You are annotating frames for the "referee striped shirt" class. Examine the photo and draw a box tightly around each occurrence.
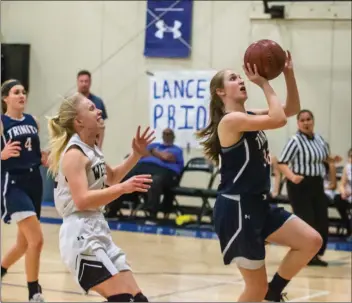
[278,131,329,177]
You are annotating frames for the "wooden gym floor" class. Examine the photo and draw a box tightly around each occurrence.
[1,220,351,302]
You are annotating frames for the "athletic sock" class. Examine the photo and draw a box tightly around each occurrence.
[27,280,42,300]
[265,273,290,302]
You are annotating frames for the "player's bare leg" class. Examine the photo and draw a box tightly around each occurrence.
[264,216,322,301]
[18,215,45,301]
[1,229,27,276]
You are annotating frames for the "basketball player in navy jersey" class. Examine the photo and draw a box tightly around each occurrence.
[196,52,323,302]
[1,79,46,302]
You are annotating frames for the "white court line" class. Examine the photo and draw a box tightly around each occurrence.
[287,290,330,302]
[163,273,334,301]
[161,274,244,285]
[165,273,330,293]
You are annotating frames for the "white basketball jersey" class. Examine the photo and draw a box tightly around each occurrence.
[54,133,106,217]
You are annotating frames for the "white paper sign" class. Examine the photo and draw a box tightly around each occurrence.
[149,70,217,148]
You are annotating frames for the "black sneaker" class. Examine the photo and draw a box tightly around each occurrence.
[308,256,328,267]
[265,291,288,302]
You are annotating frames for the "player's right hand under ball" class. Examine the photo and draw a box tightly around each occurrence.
[121,174,153,193]
[1,139,22,160]
[243,63,268,88]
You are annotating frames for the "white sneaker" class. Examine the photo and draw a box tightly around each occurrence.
[29,293,45,302]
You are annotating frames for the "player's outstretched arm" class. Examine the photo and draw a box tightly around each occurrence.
[62,146,152,211]
[105,126,155,185]
[282,51,300,117]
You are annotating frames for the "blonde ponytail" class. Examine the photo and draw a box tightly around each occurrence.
[47,116,70,176]
[47,93,83,176]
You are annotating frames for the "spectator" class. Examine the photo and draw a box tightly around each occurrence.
[278,109,339,267]
[76,70,108,149]
[323,143,341,201]
[334,148,352,240]
[105,128,184,221]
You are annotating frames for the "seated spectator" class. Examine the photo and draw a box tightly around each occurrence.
[324,143,340,200]
[105,128,184,220]
[334,148,352,240]
[324,160,338,200]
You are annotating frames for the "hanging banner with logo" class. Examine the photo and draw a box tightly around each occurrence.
[144,0,193,58]
[149,70,217,148]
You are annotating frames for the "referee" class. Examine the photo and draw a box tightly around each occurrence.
[278,109,333,267]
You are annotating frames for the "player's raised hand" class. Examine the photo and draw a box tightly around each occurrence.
[1,139,22,160]
[243,63,268,87]
[283,50,293,73]
[132,126,156,157]
[121,174,153,194]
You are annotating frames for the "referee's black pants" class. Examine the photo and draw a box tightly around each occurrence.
[287,176,329,256]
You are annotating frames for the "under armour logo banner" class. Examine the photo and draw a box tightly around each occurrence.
[144,0,193,58]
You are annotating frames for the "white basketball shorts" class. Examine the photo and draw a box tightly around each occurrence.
[59,211,131,293]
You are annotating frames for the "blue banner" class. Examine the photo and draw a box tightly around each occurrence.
[144,0,193,58]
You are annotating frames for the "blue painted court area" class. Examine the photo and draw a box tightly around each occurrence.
[40,203,352,252]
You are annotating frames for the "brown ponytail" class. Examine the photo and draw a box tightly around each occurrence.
[1,100,7,114]
[196,70,226,165]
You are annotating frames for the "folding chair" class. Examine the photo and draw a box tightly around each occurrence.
[170,157,218,226]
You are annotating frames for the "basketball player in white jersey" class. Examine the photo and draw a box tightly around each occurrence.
[47,92,154,302]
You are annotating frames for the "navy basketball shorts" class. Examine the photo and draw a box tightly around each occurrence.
[1,167,43,224]
[213,193,295,270]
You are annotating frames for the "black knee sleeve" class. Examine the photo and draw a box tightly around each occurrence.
[134,292,148,302]
[107,293,134,302]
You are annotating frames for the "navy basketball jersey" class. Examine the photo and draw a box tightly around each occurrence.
[1,114,42,173]
[218,122,271,195]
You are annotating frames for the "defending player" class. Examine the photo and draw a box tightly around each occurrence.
[196,52,323,302]
[47,92,154,302]
[1,79,46,302]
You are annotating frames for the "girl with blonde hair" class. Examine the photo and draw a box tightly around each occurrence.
[48,92,154,302]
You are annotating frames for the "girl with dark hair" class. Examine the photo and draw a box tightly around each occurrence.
[278,109,340,266]
[1,79,48,302]
[196,52,323,302]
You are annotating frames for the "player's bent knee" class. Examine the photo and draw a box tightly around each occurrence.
[27,236,43,251]
[309,230,323,253]
[26,229,44,250]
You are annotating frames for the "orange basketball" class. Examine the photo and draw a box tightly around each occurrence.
[244,39,286,80]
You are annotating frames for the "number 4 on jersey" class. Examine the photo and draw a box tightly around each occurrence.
[25,137,32,151]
